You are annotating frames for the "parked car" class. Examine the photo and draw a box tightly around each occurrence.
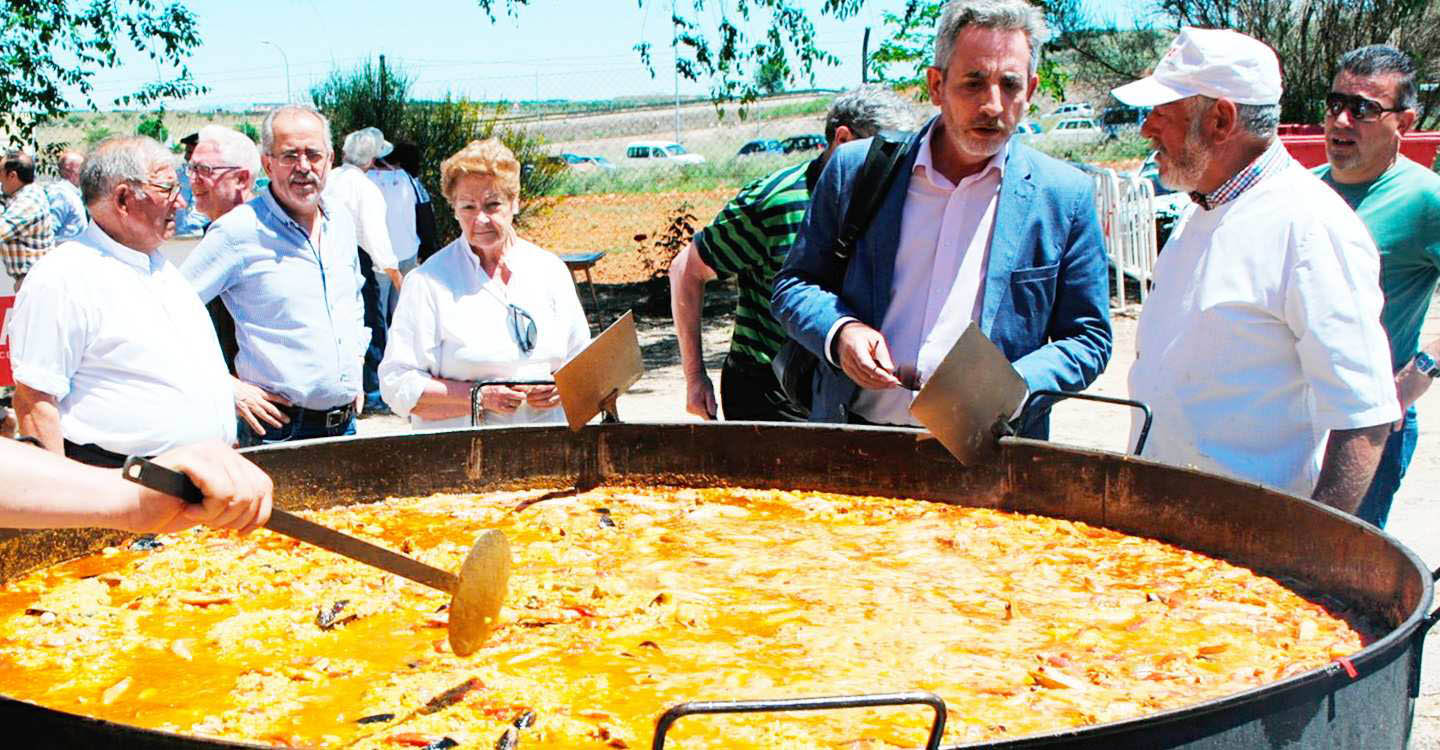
[1101,105,1151,137]
[781,133,826,153]
[1049,117,1103,142]
[738,139,784,156]
[1015,120,1044,138]
[559,152,616,171]
[625,140,706,165]
[1050,102,1094,117]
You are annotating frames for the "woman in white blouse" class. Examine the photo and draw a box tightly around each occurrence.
[379,139,590,429]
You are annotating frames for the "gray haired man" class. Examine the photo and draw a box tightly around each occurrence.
[10,136,235,466]
[669,84,917,421]
[1117,29,1398,512]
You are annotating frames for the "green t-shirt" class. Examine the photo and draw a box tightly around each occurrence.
[694,158,820,366]
[1317,156,1440,371]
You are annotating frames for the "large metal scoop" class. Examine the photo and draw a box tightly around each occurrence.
[120,456,511,657]
[908,322,1029,465]
[554,310,644,430]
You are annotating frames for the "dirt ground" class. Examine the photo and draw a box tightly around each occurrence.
[359,283,1440,746]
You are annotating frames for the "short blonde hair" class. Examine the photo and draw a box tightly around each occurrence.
[440,138,520,203]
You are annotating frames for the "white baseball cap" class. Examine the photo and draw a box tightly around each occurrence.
[1111,27,1282,107]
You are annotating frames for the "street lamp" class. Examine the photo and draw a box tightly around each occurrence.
[261,40,292,103]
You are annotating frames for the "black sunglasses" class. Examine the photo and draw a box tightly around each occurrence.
[1324,92,1406,122]
[508,304,537,354]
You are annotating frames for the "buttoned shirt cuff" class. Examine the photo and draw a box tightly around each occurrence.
[825,317,860,367]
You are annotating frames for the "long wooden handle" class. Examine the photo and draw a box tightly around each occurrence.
[121,456,458,594]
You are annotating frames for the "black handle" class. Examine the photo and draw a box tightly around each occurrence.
[122,456,204,503]
[1014,389,1154,456]
[651,691,947,750]
[470,379,557,426]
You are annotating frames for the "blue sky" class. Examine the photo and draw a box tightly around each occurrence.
[79,0,1157,110]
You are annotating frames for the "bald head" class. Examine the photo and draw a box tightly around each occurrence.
[58,150,84,185]
[1,150,36,196]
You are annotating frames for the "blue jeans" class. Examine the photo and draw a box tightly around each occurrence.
[237,412,356,447]
[1354,406,1418,529]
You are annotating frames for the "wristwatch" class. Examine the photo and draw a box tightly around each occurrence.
[1415,352,1440,378]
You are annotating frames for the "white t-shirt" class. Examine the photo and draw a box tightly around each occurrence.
[1127,161,1398,495]
[366,168,422,264]
[323,164,398,271]
[379,236,591,429]
[10,224,236,454]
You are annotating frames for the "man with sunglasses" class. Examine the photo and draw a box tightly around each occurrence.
[9,136,236,467]
[1315,45,1440,528]
[182,106,370,446]
[1115,29,1398,513]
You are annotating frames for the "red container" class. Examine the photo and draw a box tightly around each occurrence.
[1279,124,1440,169]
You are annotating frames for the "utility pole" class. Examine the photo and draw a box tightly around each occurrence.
[861,28,871,84]
[261,41,292,103]
[672,0,681,144]
[378,54,388,134]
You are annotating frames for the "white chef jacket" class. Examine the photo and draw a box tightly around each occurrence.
[1127,161,1398,495]
[10,224,236,454]
[379,236,591,429]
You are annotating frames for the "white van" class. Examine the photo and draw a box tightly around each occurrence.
[625,141,706,165]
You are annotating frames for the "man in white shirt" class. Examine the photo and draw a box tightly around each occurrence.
[10,136,236,467]
[1115,28,1399,510]
[325,127,402,414]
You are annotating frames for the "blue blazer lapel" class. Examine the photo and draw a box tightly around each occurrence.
[866,124,930,326]
[980,143,1036,335]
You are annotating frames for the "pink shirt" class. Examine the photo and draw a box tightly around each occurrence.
[843,128,1006,425]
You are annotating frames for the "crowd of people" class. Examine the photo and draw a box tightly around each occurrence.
[0,0,1434,536]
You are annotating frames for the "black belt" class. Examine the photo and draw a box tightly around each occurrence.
[63,439,131,469]
[282,403,357,430]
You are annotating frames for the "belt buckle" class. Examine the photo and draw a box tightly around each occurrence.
[325,407,347,429]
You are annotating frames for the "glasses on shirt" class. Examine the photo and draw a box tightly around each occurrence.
[186,162,242,179]
[270,148,329,168]
[508,303,537,355]
[1324,92,1406,122]
[128,179,182,202]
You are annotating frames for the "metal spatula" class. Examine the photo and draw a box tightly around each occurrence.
[121,456,511,657]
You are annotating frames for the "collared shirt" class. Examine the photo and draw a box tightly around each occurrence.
[366,167,423,264]
[182,188,369,410]
[1128,159,1398,496]
[44,180,87,242]
[380,236,591,430]
[9,224,235,454]
[846,130,1007,426]
[1188,139,1290,211]
[324,164,398,271]
[0,183,56,279]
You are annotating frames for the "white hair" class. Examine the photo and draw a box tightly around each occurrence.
[196,125,262,190]
[934,0,1049,76]
[341,129,386,167]
[79,136,178,207]
[260,104,333,155]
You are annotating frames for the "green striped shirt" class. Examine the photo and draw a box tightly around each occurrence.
[695,158,821,366]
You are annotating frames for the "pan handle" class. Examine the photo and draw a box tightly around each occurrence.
[1015,389,1153,456]
[650,691,947,750]
[470,379,557,427]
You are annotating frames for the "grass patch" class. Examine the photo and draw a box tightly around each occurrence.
[548,154,796,196]
[1031,134,1152,165]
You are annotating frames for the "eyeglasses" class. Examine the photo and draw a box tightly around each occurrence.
[186,163,242,179]
[270,148,328,168]
[1324,92,1406,122]
[507,304,537,354]
[128,179,182,201]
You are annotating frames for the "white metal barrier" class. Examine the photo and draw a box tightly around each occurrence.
[1090,168,1158,310]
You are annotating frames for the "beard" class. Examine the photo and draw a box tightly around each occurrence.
[1155,121,1211,193]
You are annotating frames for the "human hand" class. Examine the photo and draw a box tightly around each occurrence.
[234,380,291,434]
[684,372,717,420]
[131,441,274,535]
[479,384,527,414]
[834,322,902,390]
[519,384,561,410]
[1393,367,1432,431]
[385,267,404,291]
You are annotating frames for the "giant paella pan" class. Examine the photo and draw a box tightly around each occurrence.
[0,423,1433,749]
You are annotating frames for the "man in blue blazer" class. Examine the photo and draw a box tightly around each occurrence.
[771,0,1111,437]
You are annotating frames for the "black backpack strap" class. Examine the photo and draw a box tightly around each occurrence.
[830,130,912,266]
